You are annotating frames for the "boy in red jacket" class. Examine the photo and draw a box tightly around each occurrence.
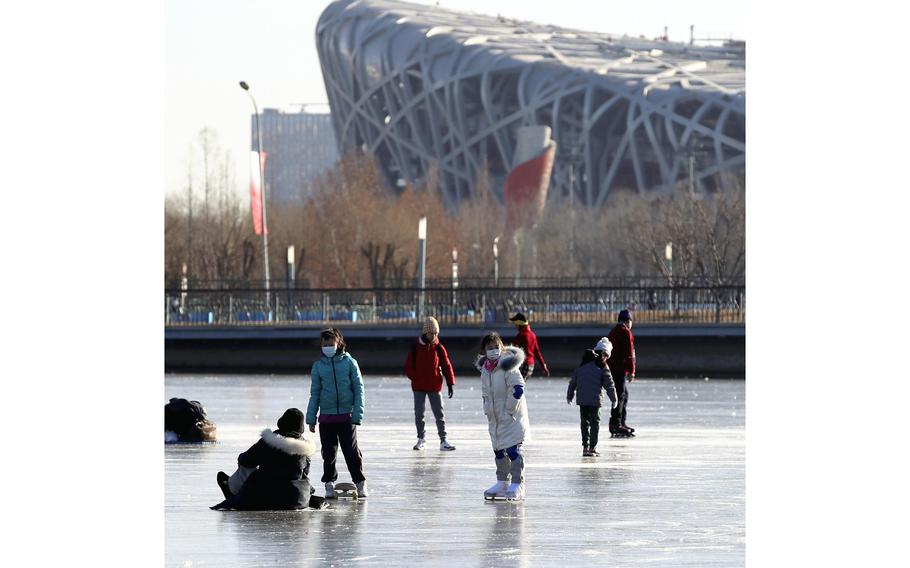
[509,312,550,379]
[404,317,457,451]
[607,309,636,437]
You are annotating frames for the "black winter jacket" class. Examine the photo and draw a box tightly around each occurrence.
[212,429,316,510]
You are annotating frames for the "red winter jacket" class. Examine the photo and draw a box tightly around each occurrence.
[404,337,456,392]
[607,323,636,377]
[514,325,547,369]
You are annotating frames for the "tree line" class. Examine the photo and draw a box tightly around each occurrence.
[164,129,744,290]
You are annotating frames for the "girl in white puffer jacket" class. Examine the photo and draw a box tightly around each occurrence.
[476,332,532,500]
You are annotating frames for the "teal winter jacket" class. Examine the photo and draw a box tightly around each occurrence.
[306,352,365,425]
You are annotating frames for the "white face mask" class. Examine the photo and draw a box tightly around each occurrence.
[321,345,337,357]
[486,347,501,360]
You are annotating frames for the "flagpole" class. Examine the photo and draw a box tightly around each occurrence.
[239,81,271,310]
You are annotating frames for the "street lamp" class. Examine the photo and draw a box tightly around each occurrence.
[239,81,271,309]
[665,242,674,315]
[493,235,501,286]
[417,216,427,320]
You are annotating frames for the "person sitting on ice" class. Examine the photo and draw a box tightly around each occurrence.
[211,408,325,510]
[567,337,618,457]
[164,397,216,443]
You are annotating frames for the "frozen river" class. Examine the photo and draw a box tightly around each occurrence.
[165,375,744,567]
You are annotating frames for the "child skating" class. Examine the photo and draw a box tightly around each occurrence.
[567,337,617,456]
[404,316,457,451]
[476,332,531,501]
[306,328,369,499]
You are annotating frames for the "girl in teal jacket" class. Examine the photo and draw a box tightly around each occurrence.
[306,328,368,498]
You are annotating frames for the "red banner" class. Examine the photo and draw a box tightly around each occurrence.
[249,151,268,236]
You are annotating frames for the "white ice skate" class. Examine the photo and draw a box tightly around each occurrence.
[505,482,524,501]
[325,481,335,499]
[439,440,456,451]
[483,480,509,500]
[355,480,368,499]
[413,437,426,450]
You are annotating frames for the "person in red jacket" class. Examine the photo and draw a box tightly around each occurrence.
[404,317,457,451]
[509,312,550,379]
[607,309,636,437]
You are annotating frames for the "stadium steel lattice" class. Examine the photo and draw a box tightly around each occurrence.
[316,0,745,208]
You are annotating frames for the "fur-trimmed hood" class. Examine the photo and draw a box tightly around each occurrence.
[474,345,525,373]
[260,428,316,457]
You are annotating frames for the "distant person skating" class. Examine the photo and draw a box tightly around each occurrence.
[567,338,618,456]
[211,408,325,510]
[404,316,457,451]
[509,312,550,379]
[306,328,368,499]
[476,332,531,500]
[607,309,636,437]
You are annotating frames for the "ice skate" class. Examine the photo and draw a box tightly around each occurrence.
[355,480,368,499]
[483,480,509,500]
[439,439,456,451]
[413,437,426,450]
[325,481,336,499]
[505,482,524,501]
[582,447,591,457]
[588,447,601,457]
[610,423,633,438]
[622,423,635,433]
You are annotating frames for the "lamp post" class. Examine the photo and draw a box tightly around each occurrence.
[239,81,271,309]
[665,242,674,315]
[287,245,295,319]
[493,235,501,286]
[417,216,427,321]
[451,247,458,308]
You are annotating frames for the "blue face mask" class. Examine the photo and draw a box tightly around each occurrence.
[321,345,337,357]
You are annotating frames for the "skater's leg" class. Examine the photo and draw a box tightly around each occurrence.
[620,382,629,427]
[610,376,627,430]
[506,444,524,484]
[319,423,340,483]
[579,407,590,448]
[413,391,427,440]
[338,421,366,484]
[427,391,448,441]
[494,449,511,482]
[589,407,601,449]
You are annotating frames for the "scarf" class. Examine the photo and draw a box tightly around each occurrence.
[483,357,499,372]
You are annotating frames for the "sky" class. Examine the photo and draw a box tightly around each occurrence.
[165,0,746,196]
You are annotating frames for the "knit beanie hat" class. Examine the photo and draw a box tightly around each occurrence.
[276,408,304,435]
[618,309,633,322]
[422,316,440,335]
[594,337,613,358]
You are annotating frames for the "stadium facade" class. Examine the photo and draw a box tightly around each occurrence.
[316,0,745,208]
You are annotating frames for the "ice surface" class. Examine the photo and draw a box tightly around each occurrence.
[166,375,744,567]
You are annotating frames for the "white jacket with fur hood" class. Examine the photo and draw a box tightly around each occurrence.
[476,345,532,450]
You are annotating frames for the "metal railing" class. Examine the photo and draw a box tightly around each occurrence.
[165,285,745,327]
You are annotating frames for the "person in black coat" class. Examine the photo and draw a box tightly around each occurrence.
[211,408,325,510]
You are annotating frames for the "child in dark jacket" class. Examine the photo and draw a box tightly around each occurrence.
[212,408,323,510]
[404,317,457,451]
[567,338,618,457]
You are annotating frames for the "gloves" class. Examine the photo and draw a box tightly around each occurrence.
[566,397,573,405]
[629,374,636,383]
[308,424,316,433]
[543,365,550,377]
[448,384,454,399]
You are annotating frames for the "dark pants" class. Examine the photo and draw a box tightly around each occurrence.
[414,390,447,440]
[319,422,366,484]
[579,405,601,448]
[519,362,534,380]
[609,373,629,427]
